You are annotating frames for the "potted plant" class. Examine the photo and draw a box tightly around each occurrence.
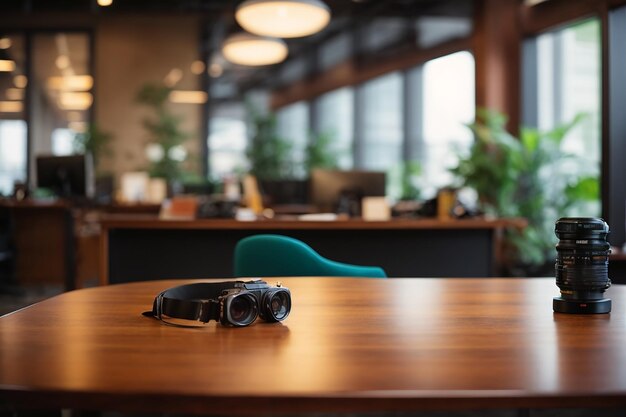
[73,124,113,174]
[246,109,293,181]
[451,109,599,275]
[246,108,309,205]
[304,130,340,174]
[136,83,189,185]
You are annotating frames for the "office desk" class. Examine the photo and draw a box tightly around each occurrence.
[0,200,75,290]
[100,217,523,283]
[1,277,626,415]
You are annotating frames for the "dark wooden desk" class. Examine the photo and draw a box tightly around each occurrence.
[0,200,75,290]
[100,217,523,284]
[1,278,626,415]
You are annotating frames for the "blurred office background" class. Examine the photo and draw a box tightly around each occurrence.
[1,0,625,305]
[0,0,603,197]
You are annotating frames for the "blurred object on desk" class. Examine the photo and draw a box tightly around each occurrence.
[119,172,150,203]
[437,188,456,220]
[119,172,167,204]
[196,195,238,219]
[271,204,316,215]
[243,174,263,215]
[147,178,167,203]
[235,207,257,221]
[259,179,309,207]
[159,196,199,220]
[298,213,338,221]
[362,197,391,221]
[310,169,386,214]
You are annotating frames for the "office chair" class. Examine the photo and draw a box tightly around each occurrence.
[234,234,387,278]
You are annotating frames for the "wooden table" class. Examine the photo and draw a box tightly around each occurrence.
[2,277,626,415]
[100,217,524,283]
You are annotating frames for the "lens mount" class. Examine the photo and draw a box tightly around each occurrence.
[553,297,611,314]
[223,292,258,326]
[260,288,291,322]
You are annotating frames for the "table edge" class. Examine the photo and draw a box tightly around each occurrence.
[3,387,626,414]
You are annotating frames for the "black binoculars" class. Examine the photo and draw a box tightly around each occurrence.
[144,279,291,327]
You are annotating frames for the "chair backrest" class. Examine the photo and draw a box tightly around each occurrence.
[234,234,387,278]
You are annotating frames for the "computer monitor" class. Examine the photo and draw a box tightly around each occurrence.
[310,169,386,212]
[36,154,94,199]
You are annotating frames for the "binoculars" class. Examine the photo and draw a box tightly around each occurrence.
[144,279,291,327]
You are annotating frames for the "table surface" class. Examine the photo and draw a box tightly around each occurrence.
[2,278,626,414]
[99,216,525,230]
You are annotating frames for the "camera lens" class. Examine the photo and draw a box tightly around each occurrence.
[226,293,258,326]
[261,289,291,322]
[553,217,611,314]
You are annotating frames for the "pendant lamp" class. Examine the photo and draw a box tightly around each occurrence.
[236,0,331,38]
[222,33,288,66]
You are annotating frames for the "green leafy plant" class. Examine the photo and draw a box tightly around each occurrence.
[136,83,189,181]
[387,161,422,201]
[399,161,422,201]
[73,124,113,174]
[305,130,340,173]
[246,108,293,180]
[452,109,599,273]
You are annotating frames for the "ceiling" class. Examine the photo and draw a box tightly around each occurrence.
[0,0,476,100]
[0,0,474,19]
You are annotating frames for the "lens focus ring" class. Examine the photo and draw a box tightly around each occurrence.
[554,217,611,300]
[224,293,258,326]
[260,288,291,322]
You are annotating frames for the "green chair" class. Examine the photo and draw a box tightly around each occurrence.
[234,234,387,278]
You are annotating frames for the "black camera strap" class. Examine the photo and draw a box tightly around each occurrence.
[143,281,242,324]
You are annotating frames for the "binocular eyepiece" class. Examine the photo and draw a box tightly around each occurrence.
[222,281,291,326]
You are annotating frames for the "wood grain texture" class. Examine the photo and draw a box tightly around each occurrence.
[99,216,526,231]
[520,0,602,35]
[473,0,521,134]
[2,278,626,414]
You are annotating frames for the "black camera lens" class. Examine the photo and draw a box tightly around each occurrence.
[260,288,291,322]
[226,293,258,326]
[553,217,611,314]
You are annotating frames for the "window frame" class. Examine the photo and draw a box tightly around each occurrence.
[520,0,626,246]
[0,28,95,192]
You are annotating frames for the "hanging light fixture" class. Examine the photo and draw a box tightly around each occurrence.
[235,0,331,38]
[222,33,288,66]
[0,60,16,72]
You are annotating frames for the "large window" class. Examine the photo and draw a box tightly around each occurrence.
[526,18,601,216]
[276,101,309,178]
[0,33,27,196]
[208,103,248,178]
[359,72,403,170]
[269,53,476,193]
[421,51,475,196]
[30,32,92,182]
[0,120,27,195]
[314,87,354,169]
[0,31,92,194]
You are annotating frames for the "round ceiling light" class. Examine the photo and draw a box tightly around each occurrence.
[236,0,331,38]
[222,33,288,66]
